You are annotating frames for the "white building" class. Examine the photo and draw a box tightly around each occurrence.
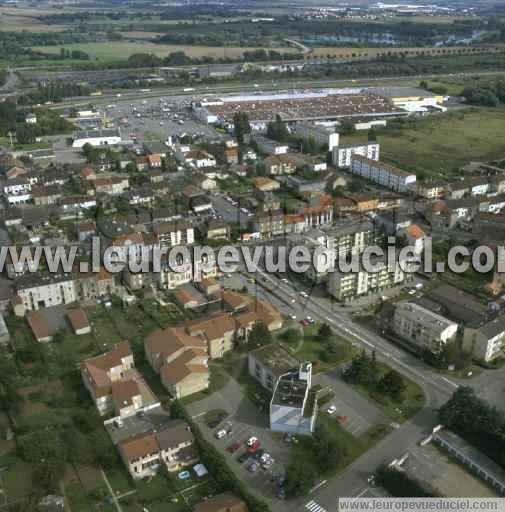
[25,113,37,124]
[350,155,416,193]
[463,314,505,363]
[72,128,122,148]
[394,301,458,354]
[3,177,32,205]
[332,142,379,168]
[16,273,78,311]
[328,257,409,301]
[295,123,340,151]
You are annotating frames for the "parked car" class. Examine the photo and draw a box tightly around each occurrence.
[300,319,309,327]
[253,449,265,461]
[215,429,227,439]
[247,440,261,453]
[247,461,260,473]
[238,452,250,463]
[246,436,259,447]
[327,405,337,415]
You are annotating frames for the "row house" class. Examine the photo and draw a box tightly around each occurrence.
[32,185,62,206]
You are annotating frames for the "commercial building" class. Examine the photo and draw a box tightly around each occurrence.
[393,301,458,353]
[72,128,122,148]
[350,155,416,193]
[368,86,446,113]
[463,314,505,363]
[270,362,317,435]
[248,344,299,391]
[332,142,379,169]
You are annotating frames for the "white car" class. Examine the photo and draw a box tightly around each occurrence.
[215,429,227,439]
[281,278,288,283]
[300,291,308,298]
[246,436,259,447]
[291,315,297,320]
[327,405,337,415]
[408,289,416,295]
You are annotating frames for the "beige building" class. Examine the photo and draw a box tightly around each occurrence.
[118,432,161,479]
[81,341,135,415]
[186,313,236,359]
[463,314,505,363]
[144,327,209,399]
[394,301,458,354]
[156,419,198,472]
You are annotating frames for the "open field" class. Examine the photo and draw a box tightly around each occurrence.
[31,41,299,62]
[375,108,505,178]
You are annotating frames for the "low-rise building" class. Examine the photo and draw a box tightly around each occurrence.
[81,341,135,415]
[393,301,458,353]
[255,136,288,156]
[295,122,340,151]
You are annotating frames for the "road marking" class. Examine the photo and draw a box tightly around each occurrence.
[440,376,458,388]
[191,412,206,419]
[355,488,369,498]
[306,500,328,512]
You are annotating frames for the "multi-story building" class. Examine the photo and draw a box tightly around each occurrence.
[350,155,416,193]
[327,256,409,301]
[295,122,340,151]
[118,431,161,479]
[186,313,236,359]
[463,314,505,363]
[332,142,379,169]
[393,301,458,353]
[156,419,198,472]
[152,222,195,248]
[16,273,79,311]
[155,252,193,290]
[270,362,317,435]
[80,341,135,415]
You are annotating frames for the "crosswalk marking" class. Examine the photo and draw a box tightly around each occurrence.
[306,500,328,512]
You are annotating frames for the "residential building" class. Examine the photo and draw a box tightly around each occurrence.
[463,314,505,363]
[186,313,236,359]
[263,155,296,176]
[327,256,410,301]
[254,177,280,192]
[224,148,239,164]
[295,122,340,151]
[111,379,143,418]
[156,419,198,472]
[118,432,160,479]
[155,252,193,290]
[144,327,209,399]
[253,209,285,238]
[67,308,91,335]
[332,142,379,168]
[81,341,135,415]
[26,311,52,343]
[393,301,458,353]
[90,176,129,196]
[178,149,216,169]
[255,136,288,156]
[350,155,416,193]
[16,273,78,311]
[153,222,194,248]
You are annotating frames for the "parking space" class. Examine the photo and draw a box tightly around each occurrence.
[323,397,372,437]
[354,487,389,498]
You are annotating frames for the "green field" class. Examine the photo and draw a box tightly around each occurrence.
[31,41,298,63]
[373,108,505,178]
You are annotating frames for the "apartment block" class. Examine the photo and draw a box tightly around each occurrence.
[350,155,416,193]
[463,314,505,363]
[332,142,379,169]
[394,301,458,353]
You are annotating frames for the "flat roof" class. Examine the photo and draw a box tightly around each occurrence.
[272,371,308,408]
[249,343,299,377]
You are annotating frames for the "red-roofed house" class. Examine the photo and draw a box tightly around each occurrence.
[26,311,52,343]
[67,308,91,335]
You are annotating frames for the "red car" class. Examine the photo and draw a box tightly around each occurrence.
[247,440,261,453]
[227,442,241,453]
[300,319,309,327]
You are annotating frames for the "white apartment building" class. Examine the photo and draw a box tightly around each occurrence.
[350,155,416,193]
[463,314,505,363]
[394,302,458,353]
[295,123,340,151]
[332,142,379,168]
[153,222,195,247]
[327,258,409,301]
[16,273,78,311]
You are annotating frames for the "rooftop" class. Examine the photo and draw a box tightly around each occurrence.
[249,343,299,377]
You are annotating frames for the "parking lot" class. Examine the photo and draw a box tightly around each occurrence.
[314,368,389,438]
[187,377,291,502]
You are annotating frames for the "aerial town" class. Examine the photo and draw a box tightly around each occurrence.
[0,0,504,511]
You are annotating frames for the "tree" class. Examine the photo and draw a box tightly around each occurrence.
[248,321,272,346]
[378,370,406,400]
[317,323,332,342]
[233,111,251,144]
[280,328,299,344]
[284,463,317,498]
[338,119,356,135]
[343,349,379,387]
[266,115,289,142]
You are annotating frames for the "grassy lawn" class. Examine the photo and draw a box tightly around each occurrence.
[30,42,297,62]
[291,414,391,478]
[374,108,505,178]
[280,323,356,374]
[351,362,426,423]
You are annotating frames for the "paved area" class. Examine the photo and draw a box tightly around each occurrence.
[187,376,289,502]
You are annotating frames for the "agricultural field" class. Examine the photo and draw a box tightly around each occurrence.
[31,42,299,63]
[375,108,505,178]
